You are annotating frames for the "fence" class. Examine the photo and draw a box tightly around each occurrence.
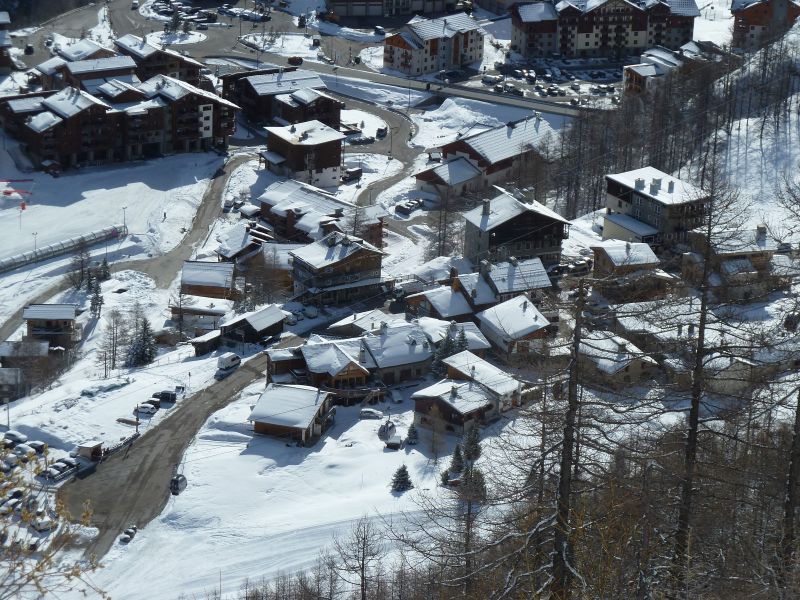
[0,224,128,275]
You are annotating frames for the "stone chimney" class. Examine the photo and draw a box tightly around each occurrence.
[482,198,491,216]
[479,259,491,275]
[649,178,661,195]
[359,341,366,363]
[451,384,458,397]
[635,178,645,191]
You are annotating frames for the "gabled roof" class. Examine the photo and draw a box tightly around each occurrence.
[406,285,473,319]
[138,75,239,109]
[607,166,705,205]
[26,111,63,133]
[665,0,701,16]
[406,12,485,41]
[442,350,521,396]
[290,231,382,270]
[259,179,353,220]
[6,96,48,114]
[65,55,137,76]
[181,261,235,289]
[23,304,78,321]
[488,257,551,293]
[579,331,656,375]
[412,379,493,416]
[41,86,109,118]
[328,309,405,334]
[457,273,497,306]
[301,337,373,375]
[464,190,568,232]
[477,294,548,340]
[56,38,108,62]
[248,384,330,429]
[362,322,433,368]
[221,304,287,333]
[415,157,482,186]
[33,56,67,76]
[592,241,659,267]
[517,2,559,22]
[448,116,553,166]
[415,317,491,352]
[265,119,345,145]
[244,70,325,97]
[603,212,660,237]
[115,33,160,59]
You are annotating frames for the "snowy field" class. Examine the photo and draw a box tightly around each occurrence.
[341,109,387,138]
[693,0,734,46]
[337,154,404,204]
[319,74,431,109]
[241,32,320,61]
[65,379,476,600]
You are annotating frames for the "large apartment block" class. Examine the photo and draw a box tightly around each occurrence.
[383,13,485,76]
[326,0,453,18]
[510,0,699,59]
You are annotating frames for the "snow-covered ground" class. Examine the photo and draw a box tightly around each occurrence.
[337,153,403,204]
[341,108,387,138]
[241,32,320,61]
[49,7,115,53]
[319,74,431,109]
[411,97,567,149]
[693,0,734,46]
[146,31,207,46]
[562,209,605,259]
[303,12,385,44]
[66,378,468,600]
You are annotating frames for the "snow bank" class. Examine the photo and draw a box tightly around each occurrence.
[241,32,319,60]
[319,74,431,109]
[146,31,207,46]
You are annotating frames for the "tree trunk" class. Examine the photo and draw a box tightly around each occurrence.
[777,391,800,596]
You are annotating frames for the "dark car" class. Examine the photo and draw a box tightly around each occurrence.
[152,390,178,403]
[170,474,188,495]
[287,56,303,66]
[349,135,375,145]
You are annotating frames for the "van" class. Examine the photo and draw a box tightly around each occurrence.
[131,0,139,8]
[482,74,503,84]
[217,353,241,371]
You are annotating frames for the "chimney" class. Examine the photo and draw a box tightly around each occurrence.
[481,198,491,215]
[635,178,645,191]
[380,321,388,334]
[668,180,675,193]
[522,299,528,312]
[471,288,477,299]
[509,256,518,266]
[451,384,458,397]
[359,341,366,363]
[756,223,767,237]
[470,365,476,376]
[625,241,631,255]
[449,320,458,333]
[479,259,491,275]
[289,124,296,133]
[649,178,661,195]
[618,341,627,353]
[449,266,458,280]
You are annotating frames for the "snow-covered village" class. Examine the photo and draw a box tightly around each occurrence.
[0,0,800,598]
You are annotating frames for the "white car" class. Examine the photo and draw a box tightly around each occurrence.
[31,518,55,532]
[359,408,383,420]
[13,444,35,460]
[3,430,28,446]
[136,404,157,415]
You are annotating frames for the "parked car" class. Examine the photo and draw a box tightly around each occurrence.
[0,499,20,515]
[482,74,503,84]
[285,314,298,326]
[349,135,375,145]
[27,440,47,454]
[55,456,78,469]
[31,517,54,532]
[136,404,157,415]
[170,474,188,495]
[375,126,388,138]
[13,444,35,462]
[342,167,363,182]
[374,25,385,35]
[197,23,208,30]
[152,390,177,403]
[359,408,383,420]
[3,430,28,447]
[395,199,422,215]
[44,467,63,479]
[217,352,241,371]
[287,56,303,66]
[120,525,138,543]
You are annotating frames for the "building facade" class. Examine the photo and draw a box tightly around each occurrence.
[732,0,800,49]
[263,120,344,187]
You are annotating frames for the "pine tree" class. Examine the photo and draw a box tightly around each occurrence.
[100,257,110,280]
[456,327,469,353]
[85,269,94,292]
[440,469,450,487]
[138,318,156,365]
[406,422,418,443]
[462,425,481,462]
[90,280,103,318]
[391,464,413,492]
[450,444,464,474]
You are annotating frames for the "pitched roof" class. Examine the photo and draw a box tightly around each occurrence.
[362,322,433,368]
[300,338,373,375]
[115,33,160,58]
[22,304,78,321]
[579,331,656,375]
[259,179,353,220]
[603,212,660,237]
[65,55,137,76]
[477,294,548,340]
[488,257,551,293]
[414,317,491,352]
[290,232,382,270]
[56,38,108,62]
[181,261,235,289]
[26,111,63,133]
[248,384,330,429]
[411,379,493,416]
[464,190,567,231]
[415,157,482,186]
[442,350,521,396]
[265,119,345,145]
[41,87,109,118]
[665,0,701,16]
[456,273,497,306]
[222,304,286,332]
[517,2,559,21]
[406,285,473,319]
[407,12,485,40]
[592,241,659,267]
[450,116,554,165]
[244,70,325,97]
[33,56,67,76]
[328,309,406,334]
[138,75,239,109]
[6,96,47,114]
[607,166,705,205]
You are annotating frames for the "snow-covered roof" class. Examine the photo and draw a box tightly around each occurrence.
[464,190,567,232]
[642,46,684,69]
[720,257,756,276]
[362,322,433,368]
[456,273,497,306]
[607,166,705,205]
[261,242,304,269]
[329,309,406,334]
[65,55,137,76]
[452,116,553,165]
[477,295,548,341]
[442,350,521,396]
[115,33,160,58]
[6,96,47,114]
[412,379,493,416]
[95,77,143,99]
[217,223,254,260]
[0,341,49,358]
[517,2,559,21]
[488,257,551,293]
[665,0,701,16]
[34,56,67,76]
[26,111,63,133]
[274,87,340,108]
[265,120,345,146]
[248,384,330,429]
[56,39,107,62]
[603,213,660,237]
[181,261,235,289]
[407,12,485,40]
[406,285,473,319]
[301,337,374,375]
[0,11,9,26]
[415,157,482,186]
[245,70,325,97]
[23,304,77,321]
[290,231,382,270]
[579,331,656,375]
[707,227,786,255]
[627,63,665,78]
[222,304,286,333]
[416,255,474,283]
[41,87,109,118]
[414,317,491,352]
[259,179,353,220]
[138,75,239,109]
[593,241,659,267]
[170,294,234,315]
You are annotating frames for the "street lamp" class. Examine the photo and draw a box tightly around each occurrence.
[122,205,128,229]
[32,231,38,252]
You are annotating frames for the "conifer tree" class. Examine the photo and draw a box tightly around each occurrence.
[391,464,413,492]
[450,443,464,474]
[462,425,481,462]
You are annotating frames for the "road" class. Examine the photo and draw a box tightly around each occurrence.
[57,348,280,560]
